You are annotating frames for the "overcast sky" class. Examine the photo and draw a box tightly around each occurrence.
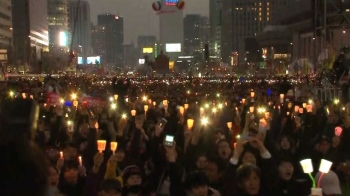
[86,0,209,43]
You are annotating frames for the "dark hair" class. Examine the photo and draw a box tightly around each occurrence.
[206,156,226,172]
[0,141,49,196]
[236,164,260,184]
[184,171,209,190]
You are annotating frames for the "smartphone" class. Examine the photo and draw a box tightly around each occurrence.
[164,135,174,146]
[157,118,167,130]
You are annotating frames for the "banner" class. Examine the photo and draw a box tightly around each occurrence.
[82,96,102,107]
[46,92,60,105]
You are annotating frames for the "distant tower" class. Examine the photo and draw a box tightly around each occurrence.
[47,0,69,51]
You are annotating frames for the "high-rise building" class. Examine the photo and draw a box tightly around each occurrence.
[222,0,292,65]
[47,0,69,50]
[123,43,138,68]
[12,0,49,67]
[209,0,222,61]
[97,14,123,66]
[91,25,106,57]
[137,35,156,49]
[0,0,12,63]
[199,16,210,53]
[220,0,232,64]
[183,14,201,57]
[68,0,91,65]
[159,0,183,60]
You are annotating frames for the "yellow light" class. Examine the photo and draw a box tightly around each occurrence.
[216,93,220,97]
[67,120,72,126]
[122,113,127,119]
[308,99,312,104]
[71,93,77,100]
[60,98,64,104]
[143,96,147,101]
[205,104,209,108]
[218,103,223,109]
[257,107,266,113]
[201,117,208,125]
[187,90,190,94]
[236,135,241,139]
[212,108,217,113]
[111,103,117,109]
[334,99,339,104]
[9,91,14,97]
[109,97,114,102]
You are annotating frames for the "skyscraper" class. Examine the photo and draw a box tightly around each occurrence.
[97,14,124,66]
[183,14,201,57]
[47,0,69,50]
[222,0,293,65]
[91,25,106,57]
[199,16,210,53]
[0,0,12,63]
[159,0,183,60]
[12,0,49,66]
[68,0,91,65]
[209,0,222,61]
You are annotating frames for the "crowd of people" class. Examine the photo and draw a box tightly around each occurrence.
[0,75,349,196]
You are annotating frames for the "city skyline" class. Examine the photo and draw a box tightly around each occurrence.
[86,0,209,43]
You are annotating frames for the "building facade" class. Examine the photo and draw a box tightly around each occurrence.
[91,25,106,57]
[12,0,49,68]
[220,0,293,65]
[209,0,222,61]
[68,0,91,65]
[0,0,12,63]
[123,43,138,68]
[47,0,69,50]
[183,14,201,55]
[97,14,123,66]
[199,16,210,53]
[159,0,183,60]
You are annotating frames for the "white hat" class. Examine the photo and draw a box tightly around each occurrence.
[315,171,342,195]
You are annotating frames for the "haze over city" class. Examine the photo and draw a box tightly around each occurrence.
[86,0,209,43]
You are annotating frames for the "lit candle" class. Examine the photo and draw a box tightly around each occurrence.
[60,151,63,159]
[227,122,232,129]
[179,106,184,115]
[131,110,136,116]
[184,104,189,110]
[110,142,118,155]
[187,119,194,129]
[79,156,82,166]
[280,94,284,103]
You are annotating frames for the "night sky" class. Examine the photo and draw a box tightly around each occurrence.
[86,0,209,43]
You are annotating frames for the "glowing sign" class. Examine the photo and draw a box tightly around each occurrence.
[143,47,153,54]
[139,59,145,64]
[59,31,67,46]
[164,0,178,6]
[166,43,181,52]
[169,61,174,69]
[78,57,83,64]
[87,56,101,64]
